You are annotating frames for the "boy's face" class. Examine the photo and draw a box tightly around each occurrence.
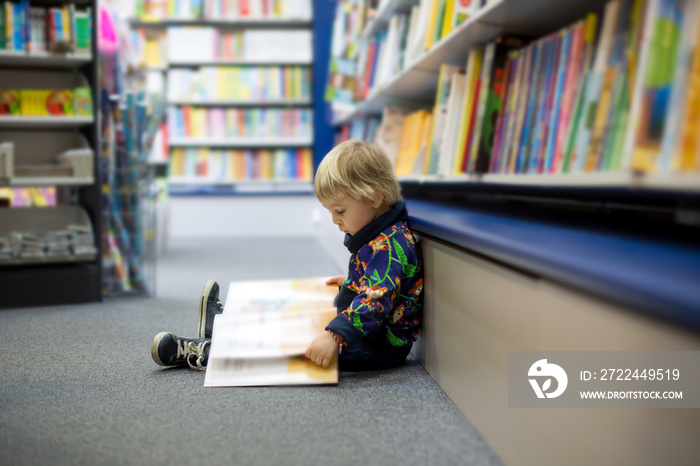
[320,193,383,236]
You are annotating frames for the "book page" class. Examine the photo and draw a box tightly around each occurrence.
[204,277,339,387]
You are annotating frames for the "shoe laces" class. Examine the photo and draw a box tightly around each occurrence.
[216,299,223,313]
[176,338,209,371]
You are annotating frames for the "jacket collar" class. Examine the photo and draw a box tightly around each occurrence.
[343,200,408,254]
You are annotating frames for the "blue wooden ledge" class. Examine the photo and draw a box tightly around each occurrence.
[406,199,700,331]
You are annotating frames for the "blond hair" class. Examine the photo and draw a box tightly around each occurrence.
[314,140,402,205]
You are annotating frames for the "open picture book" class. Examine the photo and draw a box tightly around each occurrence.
[203,277,339,387]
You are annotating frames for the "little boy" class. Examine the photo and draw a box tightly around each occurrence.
[305,140,423,370]
[151,140,423,372]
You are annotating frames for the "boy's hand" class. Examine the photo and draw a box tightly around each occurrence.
[326,275,345,287]
[305,331,339,367]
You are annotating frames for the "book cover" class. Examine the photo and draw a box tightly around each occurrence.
[451,0,476,29]
[603,0,648,172]
[676,0,700,171]
[433,0,448,45]
[438,71,467,176]
[490,51,519,173]
[628,0,685,172]
[571,0,622,173]
[659,0,698,172]
[561,13,599,173]
[506,45,534,173]
[424,63,461,174]
[584,0,634,173]
[529,35,561,174]
[395,109,428,175]
[400,6,419,71]
[375,106,410,168]
[204,277,339,387]
[515,39,545,173]
[406,0,433,67]
[0,3,5,50]
[551,20,586,173]
[541,29,571,173]
[440,0,456,39]
[0,90,20,115]
[467,39,496,173]
[424,0,440,51]
[453,47,483,174]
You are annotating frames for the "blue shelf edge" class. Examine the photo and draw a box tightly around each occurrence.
[406,199,700,332]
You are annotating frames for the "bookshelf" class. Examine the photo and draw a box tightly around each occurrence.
[0,0,101,307]
[129,0,316,193]
[330,0,700,193]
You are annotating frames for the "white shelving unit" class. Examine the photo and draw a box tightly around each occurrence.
[131,7,316,192]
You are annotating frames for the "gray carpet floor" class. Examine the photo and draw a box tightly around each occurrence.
[0,237,503,466]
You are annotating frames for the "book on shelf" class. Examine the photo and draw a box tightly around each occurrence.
[468,36,525,173]
[374,105,410,168]
[625,0,696,173]
[676,0,700,171]
[454,47,483,174]
[395,108,432,175]
[204,277,339,388]
[424,63,460,175]
[437,71,466,176]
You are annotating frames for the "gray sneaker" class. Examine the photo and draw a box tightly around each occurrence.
[151,332,210,370]
[198,279,223,339]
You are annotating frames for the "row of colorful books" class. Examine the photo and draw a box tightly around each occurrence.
[167,106,312,140]
[134,0,312,21]
[166,27,311,63]
[0,2,91,53]
[337,0,700,176]
[167,66,311,102]
[169,147,313,181]
[327,0,492,105]
[0,87,92,116]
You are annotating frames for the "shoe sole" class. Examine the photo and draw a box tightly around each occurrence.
[151,332,169,366]
[198,279,216,338]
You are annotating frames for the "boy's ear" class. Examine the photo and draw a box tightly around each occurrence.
[371,192,384,209]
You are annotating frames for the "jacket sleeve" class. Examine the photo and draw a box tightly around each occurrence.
[326,234,404,347]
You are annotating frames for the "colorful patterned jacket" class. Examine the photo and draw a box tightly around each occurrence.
[326,201,423,352]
